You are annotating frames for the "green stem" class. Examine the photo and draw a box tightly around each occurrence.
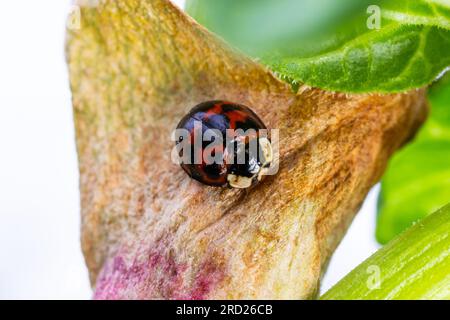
[321,204,450,300]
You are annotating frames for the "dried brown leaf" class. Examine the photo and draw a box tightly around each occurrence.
[67,0,427,299]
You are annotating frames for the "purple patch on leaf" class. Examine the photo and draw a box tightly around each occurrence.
[93,243,224,300]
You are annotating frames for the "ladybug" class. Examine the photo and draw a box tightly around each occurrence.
[175,101,273,189]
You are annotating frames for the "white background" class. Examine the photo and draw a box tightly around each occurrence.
[0,0,379,299]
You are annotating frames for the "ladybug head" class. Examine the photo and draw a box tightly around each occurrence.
[225,136,273,189]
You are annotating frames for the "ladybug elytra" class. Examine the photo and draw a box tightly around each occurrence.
[175,101,273,189]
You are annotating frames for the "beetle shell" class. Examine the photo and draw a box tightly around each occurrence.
[175,101,272,188]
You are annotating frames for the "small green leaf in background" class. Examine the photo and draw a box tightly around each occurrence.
[377,73,450,244]
[186,0,450,93]
[321,203,450,300]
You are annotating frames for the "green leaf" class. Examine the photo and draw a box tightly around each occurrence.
[321,203,450,300]
[377,73,450,244]
[382,1,450,29]
[186,0,450,93]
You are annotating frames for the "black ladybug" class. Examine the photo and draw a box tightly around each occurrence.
[175,101,273,188]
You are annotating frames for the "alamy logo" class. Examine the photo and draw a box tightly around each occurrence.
[367,5,382,30]
[366,265,381,290]
[67,6,81,31]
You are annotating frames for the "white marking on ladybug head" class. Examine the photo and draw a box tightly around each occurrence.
[227,174,253,189]
[259,137,273,166]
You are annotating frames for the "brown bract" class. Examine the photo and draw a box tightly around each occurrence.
[67,0,427,299]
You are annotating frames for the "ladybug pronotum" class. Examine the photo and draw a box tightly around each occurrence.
[175,101,273,189]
